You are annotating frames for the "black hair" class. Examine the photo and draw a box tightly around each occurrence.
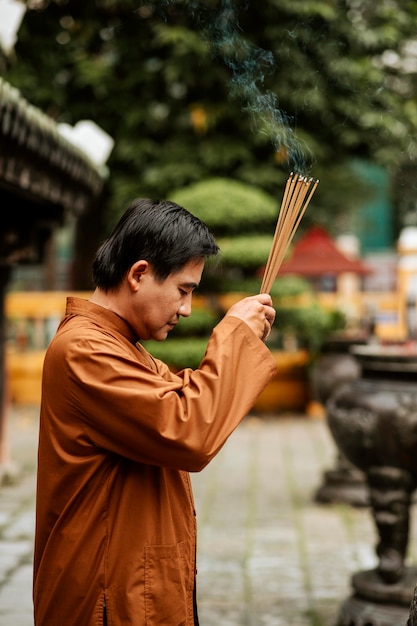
[92,198,219,290]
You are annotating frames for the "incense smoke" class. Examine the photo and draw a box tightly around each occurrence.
[139,0,310,172]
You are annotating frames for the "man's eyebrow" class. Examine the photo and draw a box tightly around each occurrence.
[180,281,199,290]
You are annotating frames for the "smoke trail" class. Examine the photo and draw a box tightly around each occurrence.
[142,0,310,172]
[207,0,309,172]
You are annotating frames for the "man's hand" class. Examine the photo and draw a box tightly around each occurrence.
[225,294,276,342]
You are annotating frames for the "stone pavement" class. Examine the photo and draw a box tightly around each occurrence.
[1,407,417,626]
[0,407,39,626]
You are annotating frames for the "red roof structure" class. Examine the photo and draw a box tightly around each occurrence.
[279,225,370,277]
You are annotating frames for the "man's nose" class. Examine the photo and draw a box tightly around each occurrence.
[178,298,192,317]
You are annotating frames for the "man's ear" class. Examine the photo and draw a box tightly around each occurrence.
[127,260,149,292]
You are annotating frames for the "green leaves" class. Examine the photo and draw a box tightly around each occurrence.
[141,338,209,369]
[216,236,273,270]
[170,177,278,235]
[5,0,417,254]
[271,302,347,357]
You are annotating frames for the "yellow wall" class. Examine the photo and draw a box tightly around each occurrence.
[4,288,414,406]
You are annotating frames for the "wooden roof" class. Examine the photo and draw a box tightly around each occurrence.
[0,77,105,264]
[0,77,103,210]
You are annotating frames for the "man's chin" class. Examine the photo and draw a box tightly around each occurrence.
[153,330,170,341]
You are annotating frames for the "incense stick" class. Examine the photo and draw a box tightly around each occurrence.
[260,173,319,294]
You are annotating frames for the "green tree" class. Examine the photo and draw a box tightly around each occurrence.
[170,177,277,292]
[4,0,417,287]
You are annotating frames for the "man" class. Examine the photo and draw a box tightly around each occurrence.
[33,198,277,626]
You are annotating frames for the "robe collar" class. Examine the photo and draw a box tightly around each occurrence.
[65,296,139,344]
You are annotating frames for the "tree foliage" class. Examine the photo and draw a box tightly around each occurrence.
[170,177,278,234]
[4,0,417,284]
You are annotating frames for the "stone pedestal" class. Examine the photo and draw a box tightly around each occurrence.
[326,345,417,625]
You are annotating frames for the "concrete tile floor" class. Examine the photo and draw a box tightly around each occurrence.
[1,408,417,625]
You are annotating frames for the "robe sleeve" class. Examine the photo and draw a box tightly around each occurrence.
[46,316,277,472]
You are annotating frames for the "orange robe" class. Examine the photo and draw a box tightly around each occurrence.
[34,297,276,625]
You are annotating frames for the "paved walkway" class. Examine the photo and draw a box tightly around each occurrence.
[0,407,39,626]
[1,407,417,626]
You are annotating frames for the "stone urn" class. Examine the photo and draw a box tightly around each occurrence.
[327,343,417,626]
[311,334,369,507]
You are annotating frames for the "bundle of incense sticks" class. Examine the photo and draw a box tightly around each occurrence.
[260,172,319,294]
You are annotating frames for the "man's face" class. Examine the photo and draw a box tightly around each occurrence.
[130,258,205,341]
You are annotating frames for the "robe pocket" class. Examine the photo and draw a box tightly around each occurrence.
[144,542,188,626]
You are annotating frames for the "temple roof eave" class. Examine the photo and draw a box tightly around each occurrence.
[0,77,105,215]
